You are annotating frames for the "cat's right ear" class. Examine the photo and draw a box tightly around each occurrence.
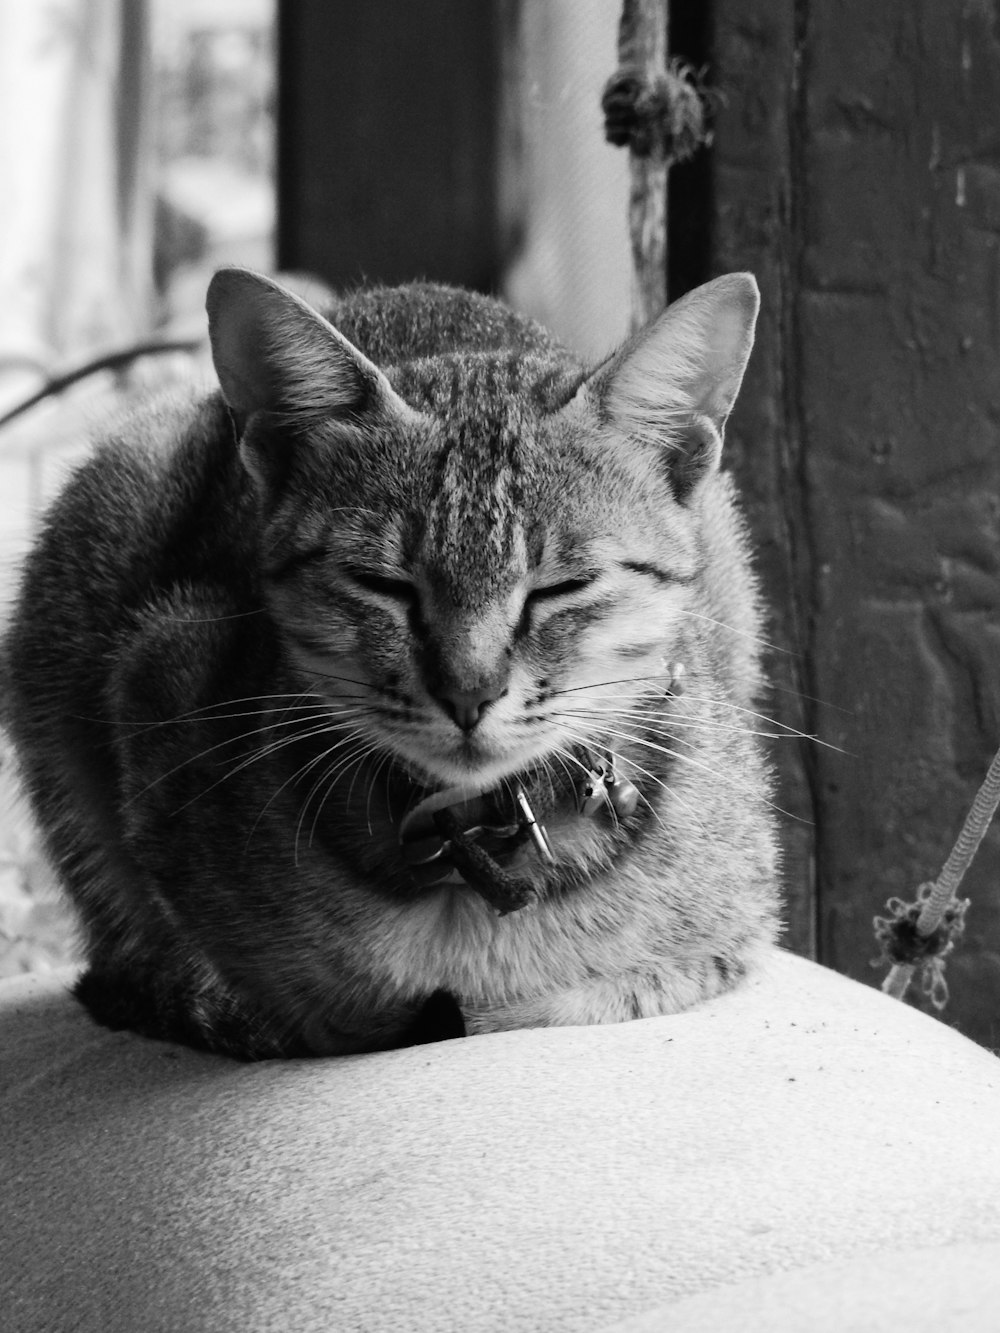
[206,267,417,490]
[582,273,760,503]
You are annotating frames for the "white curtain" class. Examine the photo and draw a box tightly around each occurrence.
[501,0,631,361]
[0,0,153,384]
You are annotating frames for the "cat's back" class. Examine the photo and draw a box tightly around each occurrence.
[31,389,249,580]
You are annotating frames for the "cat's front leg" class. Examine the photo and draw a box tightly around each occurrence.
[73,959,311,1060]
[461,958,751,1034]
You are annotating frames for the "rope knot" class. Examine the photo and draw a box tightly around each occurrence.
[873,884,969,1009]
[601,61,709,161]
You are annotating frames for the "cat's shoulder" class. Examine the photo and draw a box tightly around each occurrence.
[70,384,234,489]
[38,385,244,560]
[322,282,564,364]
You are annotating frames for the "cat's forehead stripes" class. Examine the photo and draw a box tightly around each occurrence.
[417,357,538,606]
[425,423,524,605]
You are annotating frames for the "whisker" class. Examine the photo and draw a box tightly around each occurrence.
[124,714,329,805]
[295,740,369,860]
[549,746,584,798]
[246,722,368,850]
[346,742,377,814]
[172,722,357,817]
[383,753,395,832]
[551,686,845,754]
[548,671,670,698]
[661,691,848,754]
[564,718,807,824]
[299,740,377,859]
[552,732,635,829]
[161,608,266,624]
[675,607,796,656]
[71,691,334,732]
[285,725,369,801]
[146,709,363,813]
[555,704,801,743]
[763,677,855,715]
[299,666,380,692]
[553,723,700,834]
[121,703,347,744]
[365,748,396,838]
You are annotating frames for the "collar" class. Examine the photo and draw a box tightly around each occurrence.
[398,750,630,916]
[395,658,685,916]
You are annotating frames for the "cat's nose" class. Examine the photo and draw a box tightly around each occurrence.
[434,683,507,733]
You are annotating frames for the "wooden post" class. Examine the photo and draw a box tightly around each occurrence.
[616,0,669,331]
[709,0,1000,1044]
[277,0,501,294]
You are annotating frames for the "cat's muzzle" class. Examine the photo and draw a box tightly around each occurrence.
[396,659,684,915]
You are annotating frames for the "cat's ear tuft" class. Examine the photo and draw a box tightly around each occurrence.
[206,267,410,427]
[591,273,760,503]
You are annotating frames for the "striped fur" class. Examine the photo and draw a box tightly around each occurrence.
[0,269,779,1058]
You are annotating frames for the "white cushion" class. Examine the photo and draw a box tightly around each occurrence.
[2,948,999,1331]
[606,1243,1000,1332]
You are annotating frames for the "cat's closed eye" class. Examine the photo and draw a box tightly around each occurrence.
[341,567,416,603]
[526,575,598,604]
[518,574,600,636]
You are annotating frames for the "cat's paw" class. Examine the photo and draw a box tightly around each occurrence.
[398,989,467,1045]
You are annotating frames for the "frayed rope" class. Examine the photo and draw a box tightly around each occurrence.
[875,743,1000,1007]
[874,886,969,1010]
[601,61,711,162]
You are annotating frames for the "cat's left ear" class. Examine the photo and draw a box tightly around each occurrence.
[206,268,418,488]
[586,273,759,502]
[208,267,418,498]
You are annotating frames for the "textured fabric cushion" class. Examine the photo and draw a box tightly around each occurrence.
[605,1243,1000,1332]
[2,949,999,1332]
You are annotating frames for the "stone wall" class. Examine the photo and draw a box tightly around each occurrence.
[705,0,1000,1047]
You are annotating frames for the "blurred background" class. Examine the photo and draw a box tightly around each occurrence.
[1,0,999,1051]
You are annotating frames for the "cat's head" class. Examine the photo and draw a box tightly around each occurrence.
[207,269,758,790]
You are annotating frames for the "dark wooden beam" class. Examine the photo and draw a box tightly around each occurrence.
[710,0,1000,1047]
[277,0,502,292]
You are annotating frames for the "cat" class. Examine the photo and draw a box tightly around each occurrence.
[0,267,779,1059]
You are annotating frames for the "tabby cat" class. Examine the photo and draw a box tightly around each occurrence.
[0,268,779,1059]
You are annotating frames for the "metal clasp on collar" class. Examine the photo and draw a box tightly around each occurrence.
[576,750,640,820]
[399,782,557,887]
[515,787,556,865]
[575,657,682,819]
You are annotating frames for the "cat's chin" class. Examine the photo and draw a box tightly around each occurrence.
[389,737,553,794]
